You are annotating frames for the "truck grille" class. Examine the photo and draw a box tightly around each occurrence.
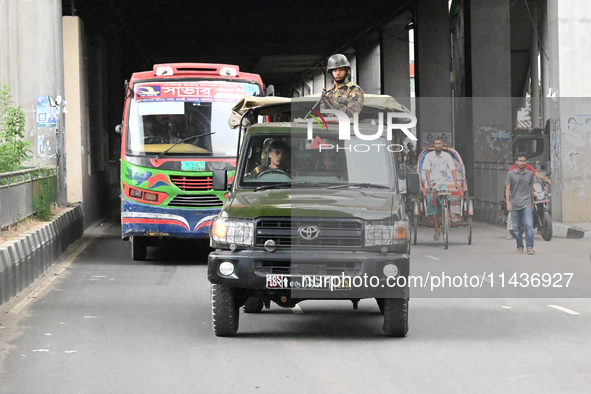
[255,218,363,248]
[168,194,223,207]
[170,176,213,191]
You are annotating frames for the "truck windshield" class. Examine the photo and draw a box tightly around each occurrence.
[126,81,260,157]
[239,134,396,188]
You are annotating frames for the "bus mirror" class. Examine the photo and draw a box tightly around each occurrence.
[213,169,228,191]
[406,173,420,195]
[115,124,122,134]
[266,85,275,97]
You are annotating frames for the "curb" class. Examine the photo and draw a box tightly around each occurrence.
[552,222,591,239]
[0,205,83,306]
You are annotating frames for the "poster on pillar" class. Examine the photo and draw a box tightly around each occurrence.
[562,116,588,147]
[36,96,58,128]
[421,132,452,149]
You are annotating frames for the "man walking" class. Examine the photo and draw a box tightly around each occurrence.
[505,152,536,254]
[505,160,552,239]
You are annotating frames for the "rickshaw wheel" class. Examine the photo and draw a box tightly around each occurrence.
[413,214,419,245]
[442,209,449,250]
[467,215,473,245]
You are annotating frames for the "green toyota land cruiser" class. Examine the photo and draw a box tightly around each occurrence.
[207,96,419,337]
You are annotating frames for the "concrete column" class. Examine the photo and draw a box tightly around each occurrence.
[414,0,452,149]
[545,0,591,223]
[381,13,411,108]
[63,17,85,204]
[0,0,65,201]
[356,34,381,95]
[467,0,513,222]
[530,2,540,129]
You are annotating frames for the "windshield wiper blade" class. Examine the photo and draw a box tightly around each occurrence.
[254,183,292,191]
[290,182,334,188]
[328,183,391,189]
[155,132,215,161]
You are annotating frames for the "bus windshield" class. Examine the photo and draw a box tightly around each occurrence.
[126,81,261,157]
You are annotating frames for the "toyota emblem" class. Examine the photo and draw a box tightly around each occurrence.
[298,225,320,240]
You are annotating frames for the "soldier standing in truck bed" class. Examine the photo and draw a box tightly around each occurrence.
[323,54,364,118]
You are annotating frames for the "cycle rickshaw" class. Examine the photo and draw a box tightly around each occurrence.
[409,145,474,249]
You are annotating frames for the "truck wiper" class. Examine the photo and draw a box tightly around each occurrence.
[253,183,292,191]
[155,132,215,161]
[327,183,391,189]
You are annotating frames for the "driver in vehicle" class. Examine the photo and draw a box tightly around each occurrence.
[247,140,290,178]
[143,116,166,144]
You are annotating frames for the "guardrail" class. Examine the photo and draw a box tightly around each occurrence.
[0,166,58,230]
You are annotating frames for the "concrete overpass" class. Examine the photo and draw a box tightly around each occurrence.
[1,0,590,233]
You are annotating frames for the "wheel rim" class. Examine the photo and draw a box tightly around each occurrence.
[443,209,449,249]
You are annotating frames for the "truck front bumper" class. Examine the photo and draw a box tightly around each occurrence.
[208,249,409,299]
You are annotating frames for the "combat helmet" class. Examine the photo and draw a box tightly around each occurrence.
[326,54,350,73]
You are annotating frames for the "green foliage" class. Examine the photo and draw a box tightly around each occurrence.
[35,204,53,221]
[0,85,31,173]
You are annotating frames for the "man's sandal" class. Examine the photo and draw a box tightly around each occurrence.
[516,248,523,254]
[527,248,535,255]
[433,233,440,241]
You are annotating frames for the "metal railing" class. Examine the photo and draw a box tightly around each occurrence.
[0,166,58,230]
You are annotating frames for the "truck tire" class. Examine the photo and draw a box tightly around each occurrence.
[212,284,239,336]
[376,298,385,314]
[383,298,408,337]
[131,236,147,261]
[243,296,264,313]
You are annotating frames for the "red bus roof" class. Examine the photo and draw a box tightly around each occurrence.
[129,63,263,87]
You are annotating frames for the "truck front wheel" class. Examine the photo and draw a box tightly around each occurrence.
[383,298,408,337]
[212,284,239,336]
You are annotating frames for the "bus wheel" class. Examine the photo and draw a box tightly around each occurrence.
[131,236,147,261]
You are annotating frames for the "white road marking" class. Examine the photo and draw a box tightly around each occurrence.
[292,304,304,314]
[425,255,441,261]
[547,305,580,315]
[502,306,511,309]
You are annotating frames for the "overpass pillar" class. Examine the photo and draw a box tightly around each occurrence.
[545,0,591,223]
[381,13,412,109]
[465,0,513,222]
[414,0,452,151]
[356,33,381,95]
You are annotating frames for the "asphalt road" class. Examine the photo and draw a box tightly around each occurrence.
[1,220,590,393]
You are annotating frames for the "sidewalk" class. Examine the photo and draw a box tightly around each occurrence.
[553,222,591,239]
[0,205,83,306]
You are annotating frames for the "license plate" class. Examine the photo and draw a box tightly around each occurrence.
[265,275,351,290]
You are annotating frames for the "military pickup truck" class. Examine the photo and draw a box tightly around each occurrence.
[207,95,420,337]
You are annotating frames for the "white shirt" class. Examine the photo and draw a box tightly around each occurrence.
[423,150,455,187]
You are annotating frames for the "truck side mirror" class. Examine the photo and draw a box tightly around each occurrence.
[115,124,122,134]
[406,173,420,195]
[213,169,228,191]
[266,85,275,97]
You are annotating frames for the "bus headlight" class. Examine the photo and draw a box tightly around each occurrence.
[211,218,254,246]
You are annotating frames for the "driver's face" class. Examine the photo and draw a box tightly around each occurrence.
[269,148,284,168]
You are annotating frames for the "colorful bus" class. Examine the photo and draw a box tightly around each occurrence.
[119,63,264,260]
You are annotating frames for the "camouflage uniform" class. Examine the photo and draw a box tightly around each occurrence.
[324,82,364,118]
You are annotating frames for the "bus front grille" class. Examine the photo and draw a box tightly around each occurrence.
[170,176,213,191]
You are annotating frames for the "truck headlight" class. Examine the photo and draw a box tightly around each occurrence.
[211,218,254,246]
[365,221,408,246]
